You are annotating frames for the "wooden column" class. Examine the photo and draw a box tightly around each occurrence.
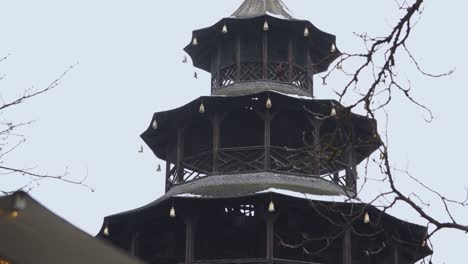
[130,232,139,257]
[288,36,294,82]
[393,245,400,264]
[176,128,185,183]
[346,145,357,191]
[236,34,241,81]
[266,215,275,263]
[310,119,322,176]
[264,111,271,170]
[185,217,196,264]
[262,31,268,79]
[333,172,340,184]
[212,113,222,173]
[216,40,222,91]
[306,48,313,97]
[342,228,352,264]
[165,160,171,192]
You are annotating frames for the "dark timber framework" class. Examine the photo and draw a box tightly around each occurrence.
[99,1,432,264]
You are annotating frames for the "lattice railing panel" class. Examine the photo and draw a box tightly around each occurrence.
[212,60,309,92]
[217,146,265,173]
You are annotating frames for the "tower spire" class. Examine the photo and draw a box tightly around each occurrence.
[231,0,294,19]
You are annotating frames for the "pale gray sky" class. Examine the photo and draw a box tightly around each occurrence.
[1,0,467,263]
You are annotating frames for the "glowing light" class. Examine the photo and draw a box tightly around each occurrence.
[152,120,158,130]
[192,37,198,46]
[304,27,310,37]
[222,24,228,34]
[331,107,337,117]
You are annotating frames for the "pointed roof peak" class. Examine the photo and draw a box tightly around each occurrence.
[231,0,294,20]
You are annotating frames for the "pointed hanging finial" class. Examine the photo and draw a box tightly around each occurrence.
[182,55,188,63]
[199,102,205,114]
[156,164,161,172]
[194,72,198,79]
[268,200,275,213]
[266,97,272,109]
[304,26,310,37]
[364,212,370,224]
[331,107,337,117]
[103,226,110,236]
[263,20,269,31]
[331,43,337,53]
[337,60,343,70]
[192,36,198,46]
[222,24,228,34]
[152,119,158,130]
[169,206,176,218]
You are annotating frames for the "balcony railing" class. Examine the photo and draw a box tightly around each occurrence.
[166,146,352,191]
[211,60,310,93]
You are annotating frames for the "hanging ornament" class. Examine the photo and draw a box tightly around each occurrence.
[268,200,275,213]
[422,240,427,247]
[263,20,269,31]
[156,164,161,172]
[222,24,228,34]
[337,61,343,70]
[152,120,158,130]
[331,107,337,117]
[330,43,337,53]
[169,206,176,218]
[199,102,205,114]
[304,26,310,37]
[192,36,198,46]
[266,97,272,109]
[380,152,386,160]
[103,226,110,236]
[364,212,370,224]
[322,78,327,86]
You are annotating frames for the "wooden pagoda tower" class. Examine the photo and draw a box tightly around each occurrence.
[99,1,431,263]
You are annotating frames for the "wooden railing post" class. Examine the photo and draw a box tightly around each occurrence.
[176,128,185,183]
[236,34,241,81]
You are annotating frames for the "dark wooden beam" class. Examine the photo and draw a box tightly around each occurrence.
[262,32,268,79]
[393,245,400,264]
[176,128,185,183]
[288,37,293,82]
[342,228,352,264]
[264,111,271,170]
[306,48,313,97]
[165,160,171,192]
[185,217,195,264]
[236,34,241,81]
[266,215,275,263]
[216,40,222,91]
[346,146,357,192]
[130,232,139,257]
[212,113,223,173]
[308,118,322,176]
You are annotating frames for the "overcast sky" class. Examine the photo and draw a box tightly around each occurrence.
[1,0,467,263]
